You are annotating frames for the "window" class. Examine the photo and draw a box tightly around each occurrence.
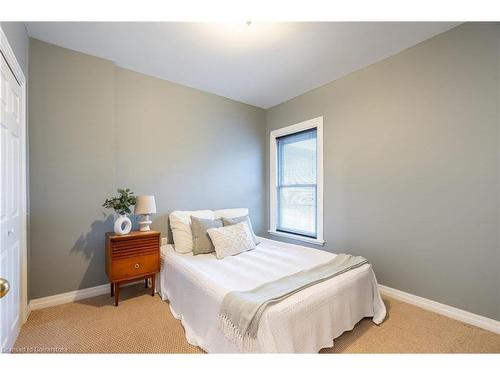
[269,117,324,245]
[277,128,317,237]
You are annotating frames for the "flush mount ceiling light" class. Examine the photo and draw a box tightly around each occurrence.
[198,22,294,50]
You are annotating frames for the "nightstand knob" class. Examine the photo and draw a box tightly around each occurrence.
[134,263,140,269]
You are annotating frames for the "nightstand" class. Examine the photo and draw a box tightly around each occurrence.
[105,231,161,306]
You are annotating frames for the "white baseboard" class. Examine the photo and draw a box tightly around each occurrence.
[29,280,144,312]
[26,300,32,320]
[378,284,500,335]
[29,284,110,311]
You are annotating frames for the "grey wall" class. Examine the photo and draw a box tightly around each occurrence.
[29,40,116,298]
[266,23,500,320]
[29,39,266,299]
[114,67,265,236]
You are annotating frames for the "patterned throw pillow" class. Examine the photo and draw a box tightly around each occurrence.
[221,215,260,245]
[207,221,256,259]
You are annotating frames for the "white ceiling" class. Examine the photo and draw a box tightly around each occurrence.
[25,22,460,108]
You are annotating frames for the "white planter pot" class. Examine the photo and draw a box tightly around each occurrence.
[114,214,132,235]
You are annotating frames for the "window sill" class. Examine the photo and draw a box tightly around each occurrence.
[267,230,325,246]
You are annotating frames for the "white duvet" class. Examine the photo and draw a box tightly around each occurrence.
[157,237,386,353]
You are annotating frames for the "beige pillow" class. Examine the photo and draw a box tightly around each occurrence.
[207,221,256,259]
[169,210,214,253]
[213,208,248,219]
[191,216,222,255]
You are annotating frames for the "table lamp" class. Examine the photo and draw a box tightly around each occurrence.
[134,195,157,231]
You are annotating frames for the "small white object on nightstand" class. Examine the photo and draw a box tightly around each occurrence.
[134,196,157,231]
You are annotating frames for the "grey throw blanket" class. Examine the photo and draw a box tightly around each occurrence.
[218,254,368,350]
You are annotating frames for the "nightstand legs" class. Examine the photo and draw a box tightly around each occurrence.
[114,282,120,306]
[110,275,155,306]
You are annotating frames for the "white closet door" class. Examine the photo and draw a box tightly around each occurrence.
[0,51,22,353]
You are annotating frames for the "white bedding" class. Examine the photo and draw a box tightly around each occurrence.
[157,237,386,353]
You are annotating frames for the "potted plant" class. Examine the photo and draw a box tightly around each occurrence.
[102,188,137,235]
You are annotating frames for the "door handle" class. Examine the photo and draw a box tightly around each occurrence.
[0,278,10,299]
[7,229,14,236]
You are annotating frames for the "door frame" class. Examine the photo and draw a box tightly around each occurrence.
[0,25,28,325]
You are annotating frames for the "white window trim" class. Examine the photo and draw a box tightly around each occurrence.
[269,116,325,245]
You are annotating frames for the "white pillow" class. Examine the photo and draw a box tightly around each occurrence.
[207,221,256,259]
[169,210,214,253]
[213,208,248,219]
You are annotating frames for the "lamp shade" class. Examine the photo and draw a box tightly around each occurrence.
[134,196,157,215]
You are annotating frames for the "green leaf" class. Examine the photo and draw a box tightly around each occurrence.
[102,187,137,215]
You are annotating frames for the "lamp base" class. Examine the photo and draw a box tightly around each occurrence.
[138,214,152,231]
[138,221,152,231]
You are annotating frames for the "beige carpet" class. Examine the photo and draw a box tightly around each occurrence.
[13,283,500,353]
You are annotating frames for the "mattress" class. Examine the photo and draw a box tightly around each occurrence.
[157,237,386,353]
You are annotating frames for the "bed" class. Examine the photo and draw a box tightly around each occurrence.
[157,236,386,353]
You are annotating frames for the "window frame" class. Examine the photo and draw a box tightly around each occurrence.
[269,116,325,245]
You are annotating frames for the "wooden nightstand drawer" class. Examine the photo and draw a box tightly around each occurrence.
[112,254,160,280]
[111,236,159,260]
